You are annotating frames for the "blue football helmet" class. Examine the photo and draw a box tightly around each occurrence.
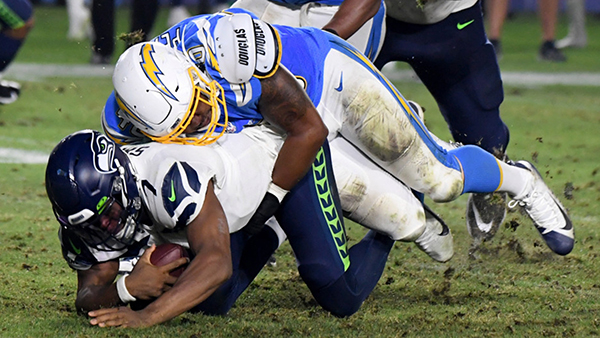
[45,130,143,251]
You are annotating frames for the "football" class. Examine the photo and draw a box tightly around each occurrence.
[150,243,190,278]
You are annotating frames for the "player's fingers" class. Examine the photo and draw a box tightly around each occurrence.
[102,316,127,327]
[160,257,189,272]
[164,275,178,285]
[88,307,120,318]
[140,244,156,263]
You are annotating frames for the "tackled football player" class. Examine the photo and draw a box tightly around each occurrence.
[46,128,403,327]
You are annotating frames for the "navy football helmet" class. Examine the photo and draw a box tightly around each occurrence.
[45,130,143,251]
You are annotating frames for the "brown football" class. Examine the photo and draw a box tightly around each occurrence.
[150,243,190,278]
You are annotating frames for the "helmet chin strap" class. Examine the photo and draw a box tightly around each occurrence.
[111,158,142,244]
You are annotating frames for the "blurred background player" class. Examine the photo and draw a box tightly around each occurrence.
[0,0,34,104]
[486,0,566,62]
[66,0,90,41]
[90,0,159,64]
[556,0,587,49]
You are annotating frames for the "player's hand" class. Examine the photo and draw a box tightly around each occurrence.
[243,192,280,235]
[127,244,189,300]
[89,306,149,328]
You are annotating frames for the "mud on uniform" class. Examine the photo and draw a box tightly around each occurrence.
[149,9,504,202]
[374,0,508,154]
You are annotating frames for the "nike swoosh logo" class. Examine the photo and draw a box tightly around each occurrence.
[472,203,495,233]
[168,180,176,202]
[457,20,474,30]
[69,239,81,255]
[335,72,343,92]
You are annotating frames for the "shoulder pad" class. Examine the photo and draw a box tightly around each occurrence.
[155,161,208,230]
[212,14,280,83]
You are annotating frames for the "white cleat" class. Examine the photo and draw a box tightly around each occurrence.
[415,205,454,262]
[508,161,574,255]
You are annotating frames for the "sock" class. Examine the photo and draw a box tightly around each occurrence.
[496,161,533,198]
[449,145,502,193]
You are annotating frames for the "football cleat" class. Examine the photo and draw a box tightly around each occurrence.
[466,192,507,241]
[508,161,574,255]
[415,204,454,262]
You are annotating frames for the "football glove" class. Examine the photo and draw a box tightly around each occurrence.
[243,182,288,235]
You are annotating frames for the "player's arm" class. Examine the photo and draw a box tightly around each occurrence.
[88,180,232,328]
[75,249,185,314]
[258,65,328,191]
[75,260,121,313]
[321,0,381,39]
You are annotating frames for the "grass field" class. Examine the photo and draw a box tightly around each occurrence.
[1,5,600,338]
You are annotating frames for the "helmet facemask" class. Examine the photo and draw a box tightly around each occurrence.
[141,66,228,146]
[56,163,142,252]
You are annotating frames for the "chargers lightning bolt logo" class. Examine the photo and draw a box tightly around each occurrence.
[140,43,178,101]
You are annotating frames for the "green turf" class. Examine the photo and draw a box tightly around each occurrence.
[1,5,599,338]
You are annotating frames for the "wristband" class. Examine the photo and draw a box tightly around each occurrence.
[267,181,289,203]
[322,28,339,36]
[116,274,137,303]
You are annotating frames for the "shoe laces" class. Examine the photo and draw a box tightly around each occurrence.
[508,186,561,233]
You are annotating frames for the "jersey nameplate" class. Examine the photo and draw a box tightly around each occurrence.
[212,14,279,84]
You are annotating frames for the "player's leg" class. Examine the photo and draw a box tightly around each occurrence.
[230,0,302,27]
[330,137,454,262]
[275,140,394,317]
[0,0,33,104]
[130,0,159,43]
[299,0,386,61]
[375,3,510,241]
[191,221,285,315]
[66,0,90,41]
[322,45,573,254]
[90,0,114,64]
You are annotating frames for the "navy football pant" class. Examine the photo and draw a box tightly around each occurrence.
[275,141,394,317]
[374,2,509,155]
[196,141,394,317]
[0,0,33,72]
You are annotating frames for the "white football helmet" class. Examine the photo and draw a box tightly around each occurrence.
[113,42,228,145]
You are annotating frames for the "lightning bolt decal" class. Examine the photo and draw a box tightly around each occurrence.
[139,43,178,101]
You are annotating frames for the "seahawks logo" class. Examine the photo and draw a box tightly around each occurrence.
[91,133,117,174]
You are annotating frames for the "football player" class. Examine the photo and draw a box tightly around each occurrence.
[229,0,386,61]
[104,10,574,257]
[47,129,413,327]
[0,0,34,104]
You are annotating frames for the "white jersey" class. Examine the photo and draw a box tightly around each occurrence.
[385,0,477,24]
[122,126,282,247]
